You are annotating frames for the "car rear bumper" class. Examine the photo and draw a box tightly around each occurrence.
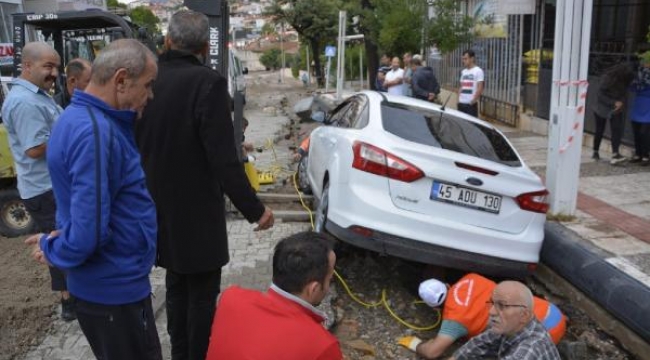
[326,220,534,278]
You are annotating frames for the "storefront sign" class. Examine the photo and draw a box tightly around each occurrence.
[0,43,13,67]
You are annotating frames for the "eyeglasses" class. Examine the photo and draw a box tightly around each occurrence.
[486,300,528,312]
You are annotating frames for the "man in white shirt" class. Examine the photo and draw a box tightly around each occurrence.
[384,57,405,96]
[457,49,484,117]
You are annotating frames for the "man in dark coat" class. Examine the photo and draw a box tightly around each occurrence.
[411,56,440,102]
[135,10,274,360]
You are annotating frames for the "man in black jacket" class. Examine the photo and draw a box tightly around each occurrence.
[136,10,274,360]
[411,56,440,102]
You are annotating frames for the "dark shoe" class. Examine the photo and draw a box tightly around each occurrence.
[610,153,626,165]
[630,155,642,163]
[61,297,76,322]
[592,152,600,160]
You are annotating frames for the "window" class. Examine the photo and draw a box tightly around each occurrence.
[381,103,521,167]
[348,95,370,129]
[327,101,353,128]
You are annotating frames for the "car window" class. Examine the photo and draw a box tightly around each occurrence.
[381,103,521,167]
[327,102,353,127]
[348,95,369,129]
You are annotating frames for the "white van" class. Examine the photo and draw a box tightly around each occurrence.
[228,49,248,105]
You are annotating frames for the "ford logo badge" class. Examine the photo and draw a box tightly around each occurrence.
[466,177,483,186]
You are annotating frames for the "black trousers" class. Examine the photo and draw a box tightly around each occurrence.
[76,295,162,360]
[23,190,67,291]
[166,269,222,360]
[593,111,625,154]
[632,121,650,158]
[458,102,479,117]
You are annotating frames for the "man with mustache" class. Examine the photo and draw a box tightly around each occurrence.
[450,281,561,360]
[398,273,565,359]
[0,42,75,321]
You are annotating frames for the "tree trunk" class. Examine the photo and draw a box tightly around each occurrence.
[310,38,325,87]
[365,41,379,90]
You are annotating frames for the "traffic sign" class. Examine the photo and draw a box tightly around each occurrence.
[325,46,336,57]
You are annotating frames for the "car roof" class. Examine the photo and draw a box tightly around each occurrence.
[358,90,499,131]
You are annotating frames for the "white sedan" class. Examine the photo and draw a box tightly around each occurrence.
[307,91,548,277]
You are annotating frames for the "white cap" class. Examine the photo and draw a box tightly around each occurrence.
[419,279,447,307]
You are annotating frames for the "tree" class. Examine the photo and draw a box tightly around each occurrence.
[260,22,276,37]
[260,48,282,70]
[130,6,160,32]
[374,0,426,57]
[107,0,127,9]
[425,0,476,54]
[265,0,340,86]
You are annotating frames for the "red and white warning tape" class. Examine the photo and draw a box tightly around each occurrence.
[552,80,589,153]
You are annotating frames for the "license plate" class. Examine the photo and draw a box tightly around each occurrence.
[430,181,502,214]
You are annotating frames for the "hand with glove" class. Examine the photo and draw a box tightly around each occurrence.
[398,336,422,352]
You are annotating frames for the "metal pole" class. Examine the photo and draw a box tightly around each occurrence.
[306,44,310,86]
[359,46,363,90]
[336,10,347,99]
[280,23,284,83]
[546,0,593,215]
[325,57,331,93]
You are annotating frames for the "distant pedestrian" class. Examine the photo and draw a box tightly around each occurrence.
[206,231,342,360]
[26,39,162,359]
[1,42,76,322]
[457,49,484,117]
[411,56,440,102]
[136,10,274,360]
[384,56,405,96]
[53,58,91,108]
[629,59,650,166]
[403,52,413,97]
[375,54,391,91]
[591,62,635,164]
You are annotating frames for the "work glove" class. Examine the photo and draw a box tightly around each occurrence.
[397,336,422,352]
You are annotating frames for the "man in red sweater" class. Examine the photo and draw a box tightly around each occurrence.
[206,232,342,360]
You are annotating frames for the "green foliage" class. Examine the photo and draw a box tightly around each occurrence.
[261,22,276,37]
[373,0,426,56]
[107,0,126,9]
[426,0,476,54]
[641,25,650,65]
[129,6,160,32]
[260,48,282,70]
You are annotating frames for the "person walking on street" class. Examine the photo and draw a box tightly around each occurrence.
[403,52,413,97]
[206,232,342,360]
[398,273,566,359]
[411,56,440,102]
[136,10,274,360]
[591,62,635,164]
[384,56,405,96]
[450,281,561,360]
[53,58,91,109]
[25,39,162,359]
[0,42,76,322]
[629,59,650,166]
[457,49,484,117]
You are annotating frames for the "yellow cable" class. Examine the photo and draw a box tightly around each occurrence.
[290,168,441,332]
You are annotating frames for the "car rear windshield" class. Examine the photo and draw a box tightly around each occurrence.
[381,103,521,167]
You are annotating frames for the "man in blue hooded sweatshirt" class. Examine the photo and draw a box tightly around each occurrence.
[25,39,162,360]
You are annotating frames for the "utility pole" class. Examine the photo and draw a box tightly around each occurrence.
[546,0,593,215]
[335,10,364,99]
[279,22,284,83]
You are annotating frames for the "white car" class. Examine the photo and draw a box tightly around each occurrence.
[307,91,548,277]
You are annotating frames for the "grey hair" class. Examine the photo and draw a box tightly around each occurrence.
[411,57,422,66]
[66,58,91,78]
[521,284,534,310]
[167,10,209,53]
[91,39,155,85]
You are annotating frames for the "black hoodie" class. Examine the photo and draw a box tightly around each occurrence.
[412,66,440,101]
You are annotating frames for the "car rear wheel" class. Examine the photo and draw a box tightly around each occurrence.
[314,182,329,233]
[297,156,312,194]
[0,188,35,237]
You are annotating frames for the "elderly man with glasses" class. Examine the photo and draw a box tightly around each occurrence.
[398,273,564,359]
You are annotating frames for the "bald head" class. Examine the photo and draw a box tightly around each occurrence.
[20,42,61,91]
[488,280,535,337]
[498,281,534,310]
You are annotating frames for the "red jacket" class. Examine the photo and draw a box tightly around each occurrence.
[206,286,343,360]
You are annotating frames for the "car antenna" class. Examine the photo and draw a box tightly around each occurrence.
[440,92,453,111]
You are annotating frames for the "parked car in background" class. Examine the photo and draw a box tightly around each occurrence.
[306,91,549,277]
[228,49,248,105]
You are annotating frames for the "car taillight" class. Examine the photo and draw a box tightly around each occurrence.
[352,141,424,183]
[516,190,549,214]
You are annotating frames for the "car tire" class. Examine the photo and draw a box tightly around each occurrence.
[314,182,329,233]
[297,156,312,194]
[0,188,35,238]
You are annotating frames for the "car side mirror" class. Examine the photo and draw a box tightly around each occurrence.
[243,67,249,75]
[311,110,326,123]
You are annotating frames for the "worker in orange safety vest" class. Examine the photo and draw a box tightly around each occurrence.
[398,273,566,359]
